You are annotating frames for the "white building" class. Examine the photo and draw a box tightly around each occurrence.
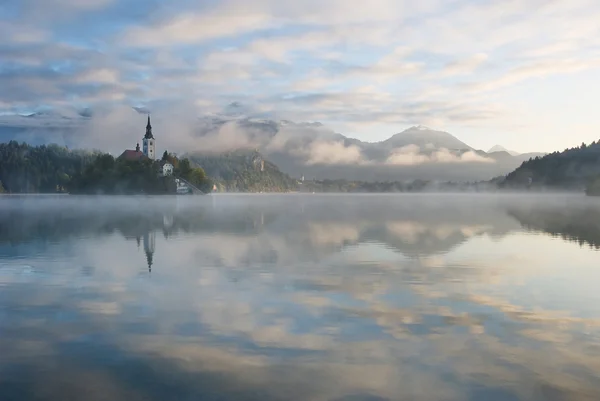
[161,162,174,176]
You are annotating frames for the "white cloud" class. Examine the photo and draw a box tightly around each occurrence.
[441,53,488,77]
[2,0,600,152]
[301,141,365,165]
[463,58,600,93]
[386,145,494,165]
[75,68,120,84]
[0,22,48,44]
[39,0,114,10]
[124,7,274,47]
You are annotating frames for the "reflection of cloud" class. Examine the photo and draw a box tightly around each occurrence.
[306,222,361,246]
[3,195,600,399]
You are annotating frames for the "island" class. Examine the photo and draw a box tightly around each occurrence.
[0,116,212,195]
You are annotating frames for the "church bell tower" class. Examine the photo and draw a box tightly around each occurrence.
[142,115,155,159]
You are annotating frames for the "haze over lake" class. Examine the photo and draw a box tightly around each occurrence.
[1,194,600,401]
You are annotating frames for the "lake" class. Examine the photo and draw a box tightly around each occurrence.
[1,194,600,401]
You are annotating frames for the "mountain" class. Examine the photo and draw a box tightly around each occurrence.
[0,110,545,182]
[501,141,600,190]
[186,150,298,192]
[488,145,520,156]
[382,125,472,150]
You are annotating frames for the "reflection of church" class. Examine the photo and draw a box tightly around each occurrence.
[144,231,155,272]
[136,231,156,273]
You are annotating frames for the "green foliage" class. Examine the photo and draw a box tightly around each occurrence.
[69,156,176,195]
[502,140,600,190]
[0,142,218,195]
[162,150,169,161]
[177,158,192,178]
[0,141,98,193]
[186,167,212,193]
[186,150,297,192]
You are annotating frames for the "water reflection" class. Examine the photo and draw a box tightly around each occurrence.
[0,194,600,400]
[508,204,600,249]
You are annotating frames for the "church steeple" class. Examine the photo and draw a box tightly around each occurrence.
[144,115,154,139]
[142,115,156,159]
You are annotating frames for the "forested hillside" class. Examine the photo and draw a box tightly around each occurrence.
[501,141,600,190]
[0,141,99,193]
[186,150,298,192]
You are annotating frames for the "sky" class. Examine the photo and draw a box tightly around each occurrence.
[1,0,600,153]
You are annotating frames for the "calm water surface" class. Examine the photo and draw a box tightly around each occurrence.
[1,194,600,401]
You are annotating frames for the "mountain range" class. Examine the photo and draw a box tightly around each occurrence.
[0,109,545,182]
[192,116,545,182]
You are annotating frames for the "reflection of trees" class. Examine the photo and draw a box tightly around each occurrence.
[0,207,271,244]
[508,207,600,249]
[0,196,523,261]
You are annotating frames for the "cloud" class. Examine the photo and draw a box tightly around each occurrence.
[441,53,488,77]
[0,21,48,44]
[386,145,495,165]
[1,0,600,153]
[123,6,274,47]
[463,58,600,93]
[75,68,120,84]
[28,0,115,11]
[185,118,366,165]
[301,140,365,165]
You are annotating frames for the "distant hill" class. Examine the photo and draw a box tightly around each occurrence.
[186,150,298,192]
[501,141,600,190]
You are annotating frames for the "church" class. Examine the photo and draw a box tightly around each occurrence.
[118,116,156,161]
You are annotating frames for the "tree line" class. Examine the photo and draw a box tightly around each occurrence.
[0,141,211,194]
[501,140,600,193]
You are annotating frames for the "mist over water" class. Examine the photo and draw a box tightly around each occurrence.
[1,194,600,401]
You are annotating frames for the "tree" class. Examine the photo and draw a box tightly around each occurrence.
[0,181,5,194]
[162,150,169,161]
[188,167,212,193]
[178,158,192,178]
[69,156,177,195]
[0,142,98,193]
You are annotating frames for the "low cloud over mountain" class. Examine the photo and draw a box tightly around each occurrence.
[0,108,544,182]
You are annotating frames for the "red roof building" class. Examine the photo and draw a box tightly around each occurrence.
[118,143,148,161]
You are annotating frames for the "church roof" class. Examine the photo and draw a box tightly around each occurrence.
[118,149,148,161]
